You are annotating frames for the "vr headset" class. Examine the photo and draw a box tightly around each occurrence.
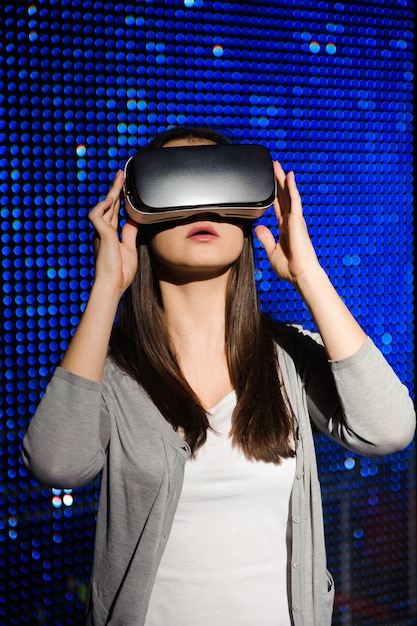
[123,143,276,224]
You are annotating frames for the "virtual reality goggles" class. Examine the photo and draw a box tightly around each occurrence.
[123,143,276,224]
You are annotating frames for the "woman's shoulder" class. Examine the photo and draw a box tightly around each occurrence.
[103,354,140,389]
[265,320,330,384]
[268,320,324,352]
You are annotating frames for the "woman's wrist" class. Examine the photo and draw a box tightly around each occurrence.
[292,263,328,296]
[90,276,126,304]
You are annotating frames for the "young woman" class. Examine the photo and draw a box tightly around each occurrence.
[22,126,415,626]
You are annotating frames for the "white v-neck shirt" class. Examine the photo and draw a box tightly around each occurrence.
[145,391,296,625]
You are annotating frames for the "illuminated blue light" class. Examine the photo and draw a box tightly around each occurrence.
[1,1,414,623]
[309,41,320,53]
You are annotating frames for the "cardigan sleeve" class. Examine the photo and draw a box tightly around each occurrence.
[326,337,415,454]
[22,367,111,488]
[276,324,415,456]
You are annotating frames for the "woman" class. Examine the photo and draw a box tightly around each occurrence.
[22,126,415,626]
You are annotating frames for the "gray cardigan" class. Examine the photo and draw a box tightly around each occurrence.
[22,326,415,626]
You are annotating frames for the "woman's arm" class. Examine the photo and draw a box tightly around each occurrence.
[255,161,366,361]
[22,368,111,487]
[22,171,139,486]
[276,325,415,455]
[60,169,138,382]
[259,163,415,452]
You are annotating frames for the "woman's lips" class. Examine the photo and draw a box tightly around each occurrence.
[186,223,219,240]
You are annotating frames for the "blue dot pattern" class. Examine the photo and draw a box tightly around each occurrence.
[1,1,414,623]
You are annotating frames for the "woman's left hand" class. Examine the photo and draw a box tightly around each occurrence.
[254,161,321,288]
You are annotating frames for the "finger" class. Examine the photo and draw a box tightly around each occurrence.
[106,170,125,227]
[121,220,139,250]
[89,197,115,231]
[273,161,289,201]
[272,195,283,223]
[273,160,287,187]
[285,171,304,219]
[254,224,277,258]
[272,161,290,220]
[106,169,125,203]
[95,170,124,216]
[286,170,301,200]
[89,196,114,222]
[89,170,124,228]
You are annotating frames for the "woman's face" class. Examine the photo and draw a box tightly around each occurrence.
[149,138,246,282]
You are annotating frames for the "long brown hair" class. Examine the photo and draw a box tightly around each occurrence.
[109,126,294,463]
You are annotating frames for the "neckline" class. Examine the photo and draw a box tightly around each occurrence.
[207,390,236,413]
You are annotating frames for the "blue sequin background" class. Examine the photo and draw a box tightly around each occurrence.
[1,1,415,624]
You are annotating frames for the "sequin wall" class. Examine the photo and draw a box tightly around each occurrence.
[1,1,415,624]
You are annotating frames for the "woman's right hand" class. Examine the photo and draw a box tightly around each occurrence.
[89,169,139,295]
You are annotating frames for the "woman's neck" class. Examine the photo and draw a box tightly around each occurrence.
[159,274,228,352]
[158,271,235,409]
